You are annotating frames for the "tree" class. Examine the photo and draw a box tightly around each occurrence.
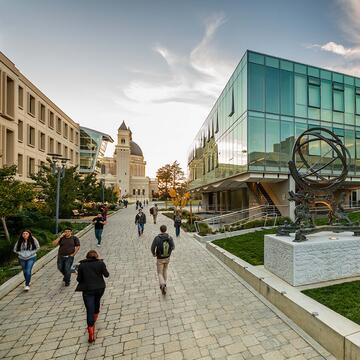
[31,161,81,218]
[0,165,34,242]
[78,173,99,204]
[156,161,185,198]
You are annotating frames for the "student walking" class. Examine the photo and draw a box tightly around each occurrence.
[76,250,109,343]
[135,208,146,236]
[53,228,80,286]
[151,225,175,295]
[13,230,40,291]
[92,214,106,247]
[150,203,159,224]
[174,210,182,237]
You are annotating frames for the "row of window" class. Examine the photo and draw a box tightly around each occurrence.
[132,189,146,195]
[20,88,79,143]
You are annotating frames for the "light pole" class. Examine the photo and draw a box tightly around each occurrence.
[48,154,68,234]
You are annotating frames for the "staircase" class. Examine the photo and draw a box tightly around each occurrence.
[247,182,282,216]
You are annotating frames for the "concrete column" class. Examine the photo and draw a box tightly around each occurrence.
[289,176,295,221]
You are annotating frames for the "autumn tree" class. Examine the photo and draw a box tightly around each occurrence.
[156,161,185,199]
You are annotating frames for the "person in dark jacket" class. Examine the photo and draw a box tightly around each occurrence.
[135,208,146,236]
[76,250,109,343]
[174,210,182,237]
[151,225,175,295]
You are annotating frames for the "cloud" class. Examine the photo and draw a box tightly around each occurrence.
[337,0,360,43]
[109,12,235,177]
[310,41,360,58]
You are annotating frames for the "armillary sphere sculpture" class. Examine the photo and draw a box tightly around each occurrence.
[277,127,360,241]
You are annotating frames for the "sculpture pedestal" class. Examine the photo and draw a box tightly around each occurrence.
[264,232,360,286]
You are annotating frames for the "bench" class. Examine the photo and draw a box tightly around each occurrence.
[72,209,84,218]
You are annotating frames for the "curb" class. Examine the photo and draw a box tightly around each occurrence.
[207,241,360,360]
[0,223,95,301]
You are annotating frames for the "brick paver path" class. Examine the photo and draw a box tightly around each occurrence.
[0,207,333,359]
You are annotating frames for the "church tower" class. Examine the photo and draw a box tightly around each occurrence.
[115,121,131,197]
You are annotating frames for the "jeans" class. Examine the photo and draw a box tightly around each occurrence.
[175,224,181,237]
[95,228,103,244]
[137,223,144,235]
[82,289,105,326]
[57,255,74,284]
[19,256,36,286]
[156,258,170,287]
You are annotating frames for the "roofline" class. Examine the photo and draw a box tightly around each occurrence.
[80,126,114,143]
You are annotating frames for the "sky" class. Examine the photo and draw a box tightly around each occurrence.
[1,0,360,177]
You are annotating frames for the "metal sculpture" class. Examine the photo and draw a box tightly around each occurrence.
[277,127,360,241]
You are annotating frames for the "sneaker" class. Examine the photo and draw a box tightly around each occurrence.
[161,284,167,295]
[24,286,30,291]
[97,244,101,247]
[65,282,70,287]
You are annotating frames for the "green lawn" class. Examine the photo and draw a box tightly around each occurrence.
[303,281,360,325]
[213,229,276,265]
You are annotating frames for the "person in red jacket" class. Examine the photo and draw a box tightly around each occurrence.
[76,250,109,343]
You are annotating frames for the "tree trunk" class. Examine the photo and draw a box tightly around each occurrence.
[1,216,10,243]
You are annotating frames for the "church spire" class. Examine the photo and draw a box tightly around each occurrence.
[118,121,128,131]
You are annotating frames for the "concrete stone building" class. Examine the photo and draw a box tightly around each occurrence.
[0,52,80,179]
[101,121,158,200]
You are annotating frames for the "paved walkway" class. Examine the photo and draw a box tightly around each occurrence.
[0,207,333,360]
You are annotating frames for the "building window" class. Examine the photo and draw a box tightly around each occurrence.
[39,132,45,151]
[137,189,140,195]
[70,127,74,142]
[121,138,125,144]
[39,103,46,123]
[75,152,79,164]
[4,76,15,119]
[18,120,23,142]
[48,111,54,128]
[18,86,24,108]
[57,141,62,155]
[28,126,35,147]
[63,123,68,138]
[17,154,23,176]
[142,189,145,195]
[215,112,219,133]
[333,82,344,112]
[49,137,54,153]
[27,157,35,177]
[75,131,79,145]
[28,93,36,116]
[70,149,74,163]
[133,189,136,195]
[308,77,320,108]
[56,117,62,134]
[356,87,360,115]
[64,145,68,158]
[228,88,235,116]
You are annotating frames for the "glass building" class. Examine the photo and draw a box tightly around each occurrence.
[79,127,114,174]
[187,50,360,215]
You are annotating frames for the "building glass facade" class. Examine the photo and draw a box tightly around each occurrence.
[188,50,360,189]
[79,127,113,173]
[188,50,360,211]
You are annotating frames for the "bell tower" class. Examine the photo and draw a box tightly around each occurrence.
[115,121,131,197]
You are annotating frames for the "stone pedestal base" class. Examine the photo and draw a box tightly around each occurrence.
[264,232,360,286]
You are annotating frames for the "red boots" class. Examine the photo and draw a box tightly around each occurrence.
[87,326,95,343]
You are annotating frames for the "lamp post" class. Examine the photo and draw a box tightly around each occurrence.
[48,154,69,234]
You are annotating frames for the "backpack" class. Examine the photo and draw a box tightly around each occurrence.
[161,238,170,258]
[150,207,154,215]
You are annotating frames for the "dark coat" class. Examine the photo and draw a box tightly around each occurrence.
[75,258,109,292]
[135,213,146,224]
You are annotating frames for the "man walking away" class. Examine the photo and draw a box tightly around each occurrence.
[135,208,146,236]
[53,227,80,286]
[150,204,159,224]
[92,214,106,247]
[151,225,175,295]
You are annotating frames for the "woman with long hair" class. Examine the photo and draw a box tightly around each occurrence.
[13,230,40,291]
[76,250,109,343]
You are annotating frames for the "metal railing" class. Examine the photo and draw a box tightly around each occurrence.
[194,204,289,234]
